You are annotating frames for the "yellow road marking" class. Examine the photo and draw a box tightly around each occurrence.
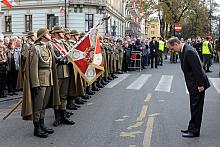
[129,145,136,147]
[120,131,143,138]
[143,116,156,147]
[115,119,125,122]
[127,121,144,130]
[148,113,160,117]
[136,105,148,122]
[144,93,152,102]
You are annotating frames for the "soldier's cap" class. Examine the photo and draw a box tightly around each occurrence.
[26,31,35,38]
[117,38,123,42]
[70,30,80,36]
[36,28,49,40]
[51,26,65,34]
[64,28,71,34]
[80,32,86,37]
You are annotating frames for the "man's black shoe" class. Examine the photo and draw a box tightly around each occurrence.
[182,132,200,138]
[66,103,78,110]
[181,130,189,133]
[79,97,87,103]
[66,111,74,118]
[87,90,95,95]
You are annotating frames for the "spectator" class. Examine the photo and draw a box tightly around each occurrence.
[0,39,7,98]
[123,41,131,72]
[6,41,20,95]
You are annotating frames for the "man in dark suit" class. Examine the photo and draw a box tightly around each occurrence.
[167,37,210,138]
[149,37,159,68]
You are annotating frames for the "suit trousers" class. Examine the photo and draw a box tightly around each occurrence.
[0,70,6,96]
[150,53,158,68]
[32,86,52,122]
[203,54,211,71]
[58,77,70,110]
[188,91,205,134]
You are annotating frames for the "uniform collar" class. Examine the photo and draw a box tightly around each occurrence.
[181,43,185,53]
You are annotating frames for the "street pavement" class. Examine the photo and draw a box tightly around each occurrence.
[0,60,220,147]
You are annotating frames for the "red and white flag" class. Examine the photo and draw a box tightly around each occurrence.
[1,0,16,8]
[67,29,104,84]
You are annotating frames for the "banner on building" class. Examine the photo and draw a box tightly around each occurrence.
[1,0,16,8]
[67,29,104,85]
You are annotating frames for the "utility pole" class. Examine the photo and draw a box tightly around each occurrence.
[209,0,213,34]
[64,0,67,28]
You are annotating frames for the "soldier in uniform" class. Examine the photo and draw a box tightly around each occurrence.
[102,36,113,82]
[49,26,75,126]
[110,38,118,78]
[29,28,60,138]
[117,39,124,74]
[17,32,37,90]
[67,30,88,110]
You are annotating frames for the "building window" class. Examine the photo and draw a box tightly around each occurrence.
[25,15,32,32]
[151,31,155,35]
[5,16,12,33]
[151,25,155,28]
[47,14,59,30]
[85,14,94,32]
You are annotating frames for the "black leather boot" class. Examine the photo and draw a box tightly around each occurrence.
[53,109,61,127]
[81,94,91,100]
[86,86,95,95]
[60,110,75,125]
[66,111,74,118]
[75,98,85,105]
[92,83,100,91]
[39,119,54,134]
[104,77,110,83]
[67,100,78,110]
[33,121,48,138]
[97,81,104,88]
[107,76,113,81]
[112,74,118,78]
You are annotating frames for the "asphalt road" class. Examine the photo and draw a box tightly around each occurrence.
[0,60,220,147]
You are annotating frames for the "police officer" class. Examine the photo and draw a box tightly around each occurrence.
[158,37,165,66]
[50,26,75,126]
[202,37,212,72]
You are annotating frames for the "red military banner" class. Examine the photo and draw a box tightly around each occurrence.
[67,29,104,85]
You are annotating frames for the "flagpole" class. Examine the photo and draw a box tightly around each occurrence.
[68,16,110,54]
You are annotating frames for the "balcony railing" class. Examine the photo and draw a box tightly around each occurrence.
[70,0,107,6]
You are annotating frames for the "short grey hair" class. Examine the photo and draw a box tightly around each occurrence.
[167,37,181,46]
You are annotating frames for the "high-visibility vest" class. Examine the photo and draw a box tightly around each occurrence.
[202,41,211,55]
[159,40,165,51]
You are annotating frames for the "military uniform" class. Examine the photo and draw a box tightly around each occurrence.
[117,40,124,74]
[50,26,75,126]
[29,28,57,138]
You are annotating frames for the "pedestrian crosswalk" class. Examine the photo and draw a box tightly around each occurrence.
[155,75,173,92]
[105,74,220,94]
[126,74,152,90]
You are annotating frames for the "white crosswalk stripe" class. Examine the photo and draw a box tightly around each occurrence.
[155,75,173,92]
[126,74,152,90]
[105,74,130,88]
[209,78,220,94]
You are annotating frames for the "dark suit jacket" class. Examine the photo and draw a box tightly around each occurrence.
[179,44,210,94]
[149,41,159,55]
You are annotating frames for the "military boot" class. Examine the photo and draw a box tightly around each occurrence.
[81,94,91,100]
[101,79,108,85]
[60,110,75,125]
[97,81,104,88]
[107,76,113,81]
[66,111,74,118]
[39,119,54,134]
[104,77,111,83]
[53,109,61,127]
[33,121,48,138]
[92,83,100,91]
[86,86,95,95]
[112,74,118,79]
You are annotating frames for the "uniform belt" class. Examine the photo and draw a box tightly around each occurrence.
[39,67,52,69]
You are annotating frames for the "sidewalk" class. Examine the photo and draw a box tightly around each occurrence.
[0,92,22,102]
